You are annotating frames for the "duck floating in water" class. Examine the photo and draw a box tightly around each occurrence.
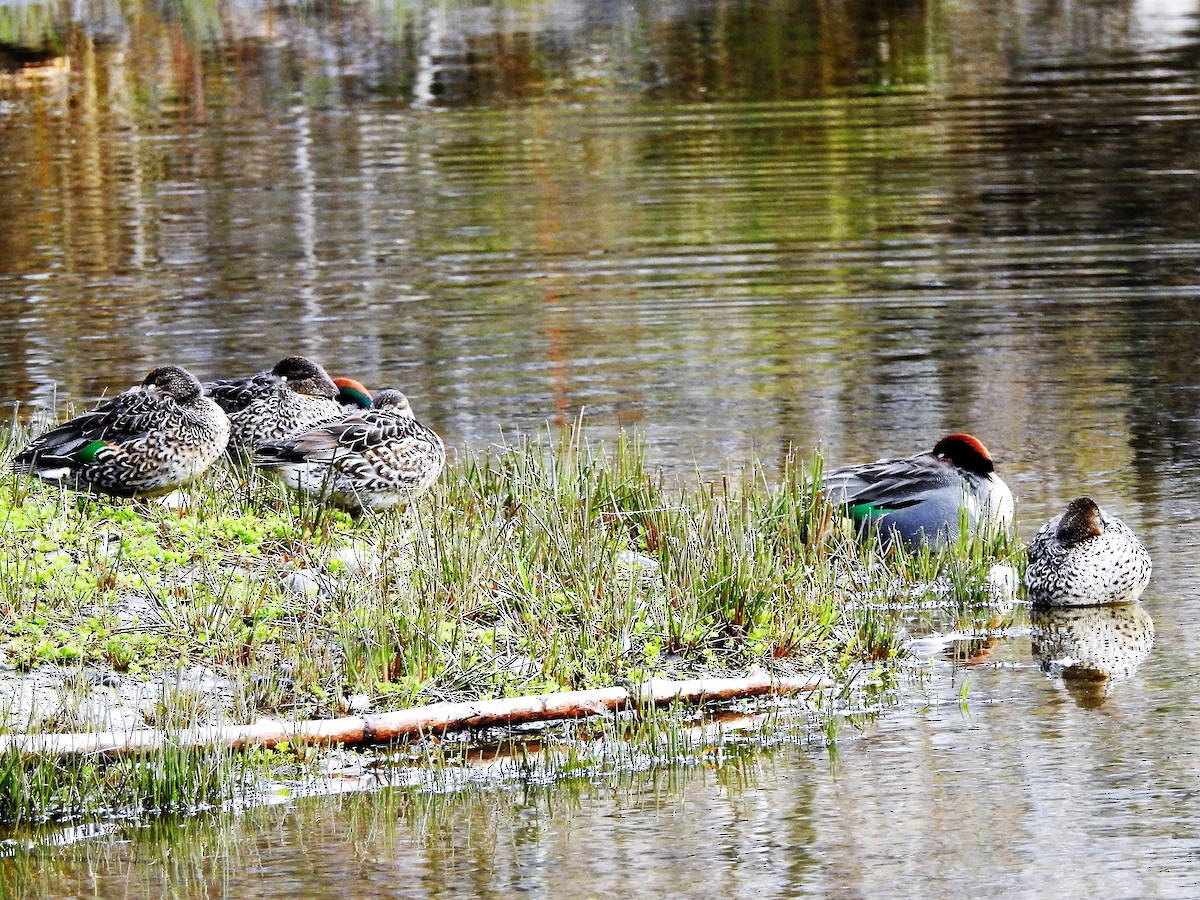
[1025,497,1151,607]
[822,433,1014,547]
[203,356,371,458]
[253,389,445,514]
[13,366,230,498]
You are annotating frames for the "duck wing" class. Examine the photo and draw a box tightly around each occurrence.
[257,410,429,462]
[203,372,278,415]
[823,454,958,515]
[14,388,170,470]
[256,409,442,489]
[253,415,359,466]
[1025,518,1059,567]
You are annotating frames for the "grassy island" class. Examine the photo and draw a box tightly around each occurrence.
[0,419,1017,824]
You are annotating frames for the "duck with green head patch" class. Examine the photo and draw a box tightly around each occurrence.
[13,366,230,498]
[203,356,371,459]
[254,389,444,514]
[822,433,1014,547]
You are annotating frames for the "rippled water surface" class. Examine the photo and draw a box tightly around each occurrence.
[4,0,1200,894]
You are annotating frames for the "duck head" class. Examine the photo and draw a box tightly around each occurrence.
[143,366,203,404]
[372,390,415,418]
[334,377,372,409]
[932,433,995,476]
[1055,497,1105,546]
[271,357,339,399]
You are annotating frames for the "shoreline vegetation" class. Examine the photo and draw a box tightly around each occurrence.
[0,414,1018,825]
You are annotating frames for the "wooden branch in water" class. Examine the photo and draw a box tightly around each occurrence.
[0,672,827,757]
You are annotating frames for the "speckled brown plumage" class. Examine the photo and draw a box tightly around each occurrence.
[1025,497,1152,607]
[13,366,230,498]
[203,357,370,458]
[253,390,444,513]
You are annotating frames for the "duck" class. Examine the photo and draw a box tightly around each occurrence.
[12,366,230,498]
[203,356,371,458]
[1024,497,1151,606]
[253,389,445,514]
[822,433,1014,547]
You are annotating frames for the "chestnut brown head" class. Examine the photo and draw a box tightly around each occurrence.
[932,433,995,476]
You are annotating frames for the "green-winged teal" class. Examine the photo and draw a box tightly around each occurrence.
[254,389,444,514]
[13,366,229,497]
[823,433,1014,547]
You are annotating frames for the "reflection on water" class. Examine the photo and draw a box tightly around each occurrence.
[1031,602,1156,706]
[1,0,1200,508]
[4,0,1200,893]
[4,763,829,899]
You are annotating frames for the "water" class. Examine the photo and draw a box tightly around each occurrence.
[4,0,1200,894]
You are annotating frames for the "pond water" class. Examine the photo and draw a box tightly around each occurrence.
[4,0,1200,893]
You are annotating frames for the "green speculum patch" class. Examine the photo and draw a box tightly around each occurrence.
[71,440,109,464]
[848,501,881,520]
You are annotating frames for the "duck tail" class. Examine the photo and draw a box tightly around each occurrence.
[253,439,305,468]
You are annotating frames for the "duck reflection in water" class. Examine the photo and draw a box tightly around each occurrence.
[1030,603,1155,708]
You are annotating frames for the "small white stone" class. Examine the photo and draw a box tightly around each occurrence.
[280,570,321,599]
[181,666,229,693]
[615,550,660,573]
[503,654,539,677]
[333,544,379,576]
[155,491,192,510]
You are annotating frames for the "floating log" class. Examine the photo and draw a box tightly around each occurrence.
[0,672,826,758]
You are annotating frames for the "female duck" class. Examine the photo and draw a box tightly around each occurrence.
[253,390,444,514]
[822,433,1014,547]
[204,356,371,458]
[13,366,230,498]
[1025,497,1151,606]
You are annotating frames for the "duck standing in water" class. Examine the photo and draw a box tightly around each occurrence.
[204,356,371,458]
[822,433,1014,547]
[1025,497,1151,606]
[13,366,230,498]
[253,390,445,514]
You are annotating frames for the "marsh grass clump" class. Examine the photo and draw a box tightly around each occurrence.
[0,741,256,826]
[0,414,1023,825]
